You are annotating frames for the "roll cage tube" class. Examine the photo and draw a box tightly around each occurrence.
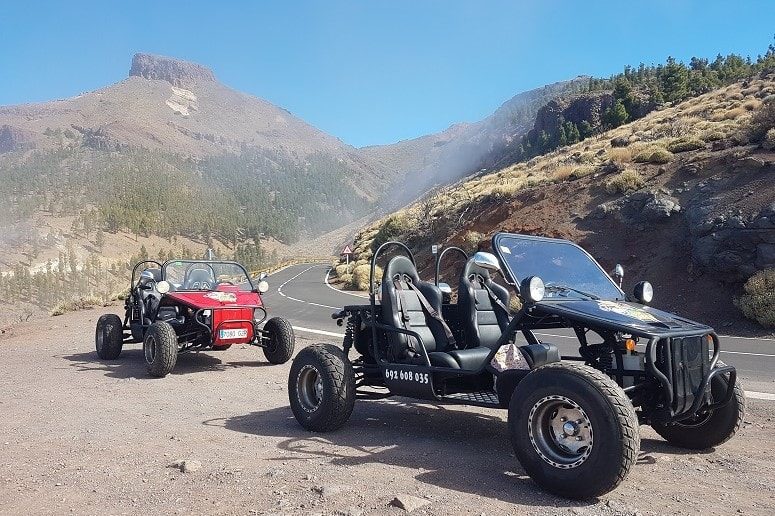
[434,246,468,286]
[369,241,416,366]
[162,259,257,292]
[130,260,163,289]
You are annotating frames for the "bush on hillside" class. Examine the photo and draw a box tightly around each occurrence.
[748,97,775,142]
[350,264,382,291]
[462,231,485,254]
[51,296,105,316]
[763,128,775,150]
[736,269,775,327]
[604,169,645,194]
[633,145,673,164]
[667,137,705,153]
[371,215,410,251]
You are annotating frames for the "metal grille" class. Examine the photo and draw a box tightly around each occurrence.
[443,390,500,406]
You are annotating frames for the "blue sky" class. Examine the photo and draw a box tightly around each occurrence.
[1,1,773,147]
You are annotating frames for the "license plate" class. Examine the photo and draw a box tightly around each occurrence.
[219,328,248,340]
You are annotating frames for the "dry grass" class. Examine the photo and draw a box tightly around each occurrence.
[608,147,635,163]
[604,169,645,194]
[633,145,673,164]
[552,165,575,182]
[51,296,106,316]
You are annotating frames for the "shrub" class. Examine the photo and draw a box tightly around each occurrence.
[371,215,410,251]
[700,130,725,142]
[667,137,705,153]
[633,146,673,164]
[551,165,574,182]
[749,98,775,143]
[764,128,775,151]
[570,166,594,179]
[350,264,382,291]
[608,147,635,163]
[462,231,484,253]
[604,170,644,194]
[736,269,775,327]
[335,263,352,278]
[339,273,353,288]
[51,296,104,316]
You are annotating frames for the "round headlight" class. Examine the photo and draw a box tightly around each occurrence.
[156,280,171,294]
[257,280,270,293]
[521,275,545,303]
[633,281,653,304]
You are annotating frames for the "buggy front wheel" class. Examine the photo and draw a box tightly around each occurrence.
[263,317,295,364]
[144,321,178,378]
[508,362,640,499]
[95,314,123,360]
[288,344,355,432]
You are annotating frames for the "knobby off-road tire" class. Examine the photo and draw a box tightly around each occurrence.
[652,362,745,450]
[95,314,123,360]
[508,362,640,499]
[288,344,355,432]
[143,321,178,378]
[263,317,295,364]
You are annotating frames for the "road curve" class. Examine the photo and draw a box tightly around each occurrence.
[262,263,775,396]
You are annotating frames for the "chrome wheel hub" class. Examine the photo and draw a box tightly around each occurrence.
[528,395,593,469]
[297,365,323,413]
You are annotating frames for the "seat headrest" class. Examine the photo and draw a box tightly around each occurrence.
[461,258,492,285]
[383,255,419,284]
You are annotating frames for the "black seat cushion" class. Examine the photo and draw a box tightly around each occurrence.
[382,256,449,358]
[449,346,492,370]
[519,343,561,368]
[458,259,511,349]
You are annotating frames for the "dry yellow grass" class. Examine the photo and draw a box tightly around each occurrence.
[608,147,635,163]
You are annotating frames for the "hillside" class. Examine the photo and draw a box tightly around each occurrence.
[360,78,590,207]
[339,75,775,333]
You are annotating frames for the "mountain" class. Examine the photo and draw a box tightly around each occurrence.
[0,53,388,197]
[360,78,590,206]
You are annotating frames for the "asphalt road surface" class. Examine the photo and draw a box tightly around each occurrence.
[263,263,775,398]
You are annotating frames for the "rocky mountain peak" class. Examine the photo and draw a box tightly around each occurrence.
[129,53,215,87]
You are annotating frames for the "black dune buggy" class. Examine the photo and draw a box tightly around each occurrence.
[96,259,295,377]
[287,232,745,499]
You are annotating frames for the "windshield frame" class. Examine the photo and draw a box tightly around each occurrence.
[492,233,625,301]
[161,259,255,292]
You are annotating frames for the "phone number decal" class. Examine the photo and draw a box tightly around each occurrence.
[385,369,430,384]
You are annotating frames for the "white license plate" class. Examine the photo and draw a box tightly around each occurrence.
[219,328,248,340]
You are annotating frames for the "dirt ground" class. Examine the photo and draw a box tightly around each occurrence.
[1,306,773,516]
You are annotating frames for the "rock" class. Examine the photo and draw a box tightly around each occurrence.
[611,136,630,147]
[590,202,616,219]
[678,163,700,175]
[756,243,775,268]
[313,484,348,497]
[598,160,624,174]
[390,494,431,513]
[169,459,201,473]
[641,195,681,222]
[735,156,766,169]
[129,53,216,87]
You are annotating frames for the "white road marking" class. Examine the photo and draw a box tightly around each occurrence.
[324,267,369,299]
[308,302,341,310]
[747,391,775,401]
[719,334,775,342]
[719,350,775,358]
[292,326,345,338]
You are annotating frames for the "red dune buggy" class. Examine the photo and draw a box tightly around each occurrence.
[95,259,294,377]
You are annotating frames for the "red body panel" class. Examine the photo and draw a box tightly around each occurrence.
[212,307,254,346]
[166,290,262,309]
[165,290,261,346]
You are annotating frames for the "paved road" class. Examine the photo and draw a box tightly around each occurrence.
[263,263,775,396]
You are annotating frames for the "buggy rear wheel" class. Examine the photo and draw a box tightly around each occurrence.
[652,364,745,450]
[288,344,355,432]
[263,317,295,364]
[95,314,123,360]
[143,321,178,378]
[508,362,639,499]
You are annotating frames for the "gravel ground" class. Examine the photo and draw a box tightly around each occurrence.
[0,306,773,515]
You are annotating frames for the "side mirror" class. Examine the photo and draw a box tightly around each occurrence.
[438,282,452,304]
[472,252,502,273]
[633,281,653,304]
[613,264,624,287]
[259,272,268,281]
